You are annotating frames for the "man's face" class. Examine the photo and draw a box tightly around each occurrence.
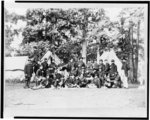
[105,60,108,64]
[99,61,102,64]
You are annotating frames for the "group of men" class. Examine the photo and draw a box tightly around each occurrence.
[24,52,129,89]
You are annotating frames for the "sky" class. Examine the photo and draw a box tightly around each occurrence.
[5,2,127,22]
[5,1,147,22]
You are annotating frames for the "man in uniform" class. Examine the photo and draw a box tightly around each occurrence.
[107,59,121,88]
[121,58,130,78]
[104,59,110,77]
[31,65,51,90]
[92,60,99,78]
[86,60,93,74]
[98,59,105,87]
[41,58,49,77]
[31,46,40,74]
[47,60,57,85]
[24,58,34,88]
[36,65,45,86]
[109,59,117,74]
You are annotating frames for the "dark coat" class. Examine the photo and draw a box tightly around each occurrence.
[42,61,48,70]
[93,63,99,70]
[47,63,56,74]
[121,62,130,76]
[110,63,118,74]
[104,63,110,74]
[33,61,40,73]
[36,69,45,77]
[24,62,34,77]
[99,63,105,72]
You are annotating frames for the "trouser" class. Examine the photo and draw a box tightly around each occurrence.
[25,76,31,88]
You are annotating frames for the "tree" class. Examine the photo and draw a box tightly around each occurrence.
[4,8,25,56]
[22,8,108,63]
[118,7,144,83]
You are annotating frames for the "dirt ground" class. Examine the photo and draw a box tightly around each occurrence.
[4,83,147,118]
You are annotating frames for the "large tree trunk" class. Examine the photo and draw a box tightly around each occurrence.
[129,22,134,83]
[135,20,140,82]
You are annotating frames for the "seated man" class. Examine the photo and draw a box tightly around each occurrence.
[41,58,49,77]
[105,72,122,88]
[98,59,105,87]
[46,63,56,86]
[78,67,89,88]
[93,75,101,88]
[31,65,49,90]
[104,59,122,88]
[53,70,64,89]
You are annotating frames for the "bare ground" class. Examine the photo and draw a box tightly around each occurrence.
[4,83,147,118]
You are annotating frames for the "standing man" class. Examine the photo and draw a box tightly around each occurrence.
[30,46,40,74]
[47,60,57,84]
[98,59,105,86]
[121,59,130,78]
[36,65,45,86]
[121,58,130,88]
[104,59,110,77]
[41,58,49,77]
[109,59,118,74]
[24,58,34,88]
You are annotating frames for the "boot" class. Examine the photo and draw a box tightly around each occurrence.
[27,81,30,88]
[24,81,28,89]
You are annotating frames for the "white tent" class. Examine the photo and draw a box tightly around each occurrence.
[98,49,128,88]
[5,51,62,81]
[41,51,62,65]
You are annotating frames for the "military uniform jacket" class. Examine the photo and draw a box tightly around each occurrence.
[93,63,99,70]
[47,64,56,74]
[109,63,117,74]
[36,69,45,77]
[42,61,48,70]
[24,62,34,77]
[99,63,105,72]
[104,63,110,73]
[121,62,130,76]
